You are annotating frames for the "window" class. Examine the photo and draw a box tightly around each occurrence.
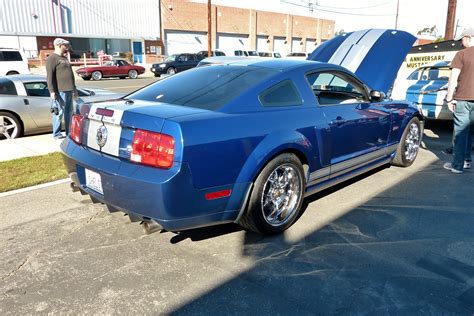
[24,82,49,97]
[306,71,368,105]
[0,51,23,62]
[0,78,17,95]
[259,80,302,107]
[128,66,277,110]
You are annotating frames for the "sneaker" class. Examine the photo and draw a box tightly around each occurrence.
[443,162,463,174]
[54,135,65,140]
[464,161,472,169]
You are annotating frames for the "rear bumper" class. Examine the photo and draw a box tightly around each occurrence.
[60,138,249,231]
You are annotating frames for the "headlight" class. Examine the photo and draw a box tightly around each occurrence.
[159,64,166,68]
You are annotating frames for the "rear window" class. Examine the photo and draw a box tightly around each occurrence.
[0,51,23,61]
[0,78,17,95]
[128,66,277,110]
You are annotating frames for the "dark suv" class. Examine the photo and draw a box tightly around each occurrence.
[150,53,200,77]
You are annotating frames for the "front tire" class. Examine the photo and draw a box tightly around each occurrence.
[166,67,176,75]
[239,153,305,234]
[91,71,102,81]
[82,76,91,81]
[0,111,23,139]
[392,117,422,167]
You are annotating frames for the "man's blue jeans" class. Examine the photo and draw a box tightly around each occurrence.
[452,100,474,171]
[52,91,73,138]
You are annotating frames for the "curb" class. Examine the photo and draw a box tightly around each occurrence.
[0,178,69,198]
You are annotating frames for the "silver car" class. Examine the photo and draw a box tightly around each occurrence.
[0,74,123,139]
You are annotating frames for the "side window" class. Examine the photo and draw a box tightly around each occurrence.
[306,71,369,105]
[259,80,303,107]
[0,78,17,95]
[0,51,23,61]
[24,82,50,97]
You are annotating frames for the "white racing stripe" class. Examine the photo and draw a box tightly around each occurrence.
[86,104,125,157]
[328,29,386,73]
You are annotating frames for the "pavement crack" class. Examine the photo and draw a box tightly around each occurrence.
[0,251,40,282]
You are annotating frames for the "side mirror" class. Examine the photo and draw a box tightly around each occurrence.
[370,90,385,102]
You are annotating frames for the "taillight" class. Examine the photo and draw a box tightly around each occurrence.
[131,129,175,169]
[70,114,84,144]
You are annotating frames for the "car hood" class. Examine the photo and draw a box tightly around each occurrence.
[307,29,416,94]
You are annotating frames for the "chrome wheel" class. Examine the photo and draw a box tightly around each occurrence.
[92,71,102,80]
[404,122,420,162]
[0,114,20,139]
[167,67,176,75]
[128,69,138,79]
[261,163,302,227]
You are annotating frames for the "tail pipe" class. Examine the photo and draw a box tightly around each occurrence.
[141,219,162,235]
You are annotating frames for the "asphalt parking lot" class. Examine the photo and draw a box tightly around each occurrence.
[1,110,474,314]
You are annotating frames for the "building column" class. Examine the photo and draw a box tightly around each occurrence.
[249,9,257,50]
[286,14,293,54]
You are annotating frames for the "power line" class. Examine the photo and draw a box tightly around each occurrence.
[281,0,396,16]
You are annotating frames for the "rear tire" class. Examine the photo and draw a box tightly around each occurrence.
[128,69,138,79]
[92,71,102,80]
[239,153,305,234]
[392,117,422,167]
[0,111,23,139]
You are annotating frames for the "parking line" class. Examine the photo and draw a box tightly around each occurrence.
[0,178,69,198]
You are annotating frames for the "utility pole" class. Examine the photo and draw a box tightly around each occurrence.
[208,0,212,57]
[445,0,457,40]
[395,0,399,30]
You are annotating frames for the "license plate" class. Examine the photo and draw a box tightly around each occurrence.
[85,168,103,195]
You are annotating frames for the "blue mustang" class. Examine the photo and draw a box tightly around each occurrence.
[61,29,423,234]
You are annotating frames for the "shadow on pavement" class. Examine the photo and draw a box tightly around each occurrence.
[170,135,474,314]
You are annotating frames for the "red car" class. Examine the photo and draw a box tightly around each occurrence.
[76,60,145,81]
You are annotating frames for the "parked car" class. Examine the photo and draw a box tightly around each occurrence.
[197,56,258,67]
[150,53,200,77]
[258,51,282,58]
[76,59,145,81]
[234,50,259,57]
[0,48,30,76]
[61,29,421,235]
[0,75,122,139]
[391,61,451,120]
[285,52,309,60]
[196,50,226,60]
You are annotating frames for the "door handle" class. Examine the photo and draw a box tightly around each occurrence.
[330,116,347,126]
[23,99,29,105]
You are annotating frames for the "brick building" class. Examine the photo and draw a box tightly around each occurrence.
[160,0,335,56]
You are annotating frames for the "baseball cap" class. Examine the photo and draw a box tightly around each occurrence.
[53,38,70,46]
[455,27,474,40]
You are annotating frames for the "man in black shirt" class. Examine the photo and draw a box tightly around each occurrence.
[46,38,77,139]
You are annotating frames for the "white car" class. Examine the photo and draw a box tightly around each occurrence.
[258,52,282,58]
[391,61,451,120]
[0,48,30,76]
[0,75,123,139]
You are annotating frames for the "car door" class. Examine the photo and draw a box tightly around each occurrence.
[22,81,52,128]
[114,60,129,76]
[305,70,391,177]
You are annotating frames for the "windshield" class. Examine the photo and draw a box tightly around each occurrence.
[165,55,177,62]
[128,66,277,110]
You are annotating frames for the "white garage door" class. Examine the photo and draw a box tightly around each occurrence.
[292,38,303,53]
[273,37,286,56]
[165,31,207,56]
[306,38,317,54]
[217,33,248,56]
[256,36,269,53]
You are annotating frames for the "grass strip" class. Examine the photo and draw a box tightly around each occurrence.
[0,152,68,193]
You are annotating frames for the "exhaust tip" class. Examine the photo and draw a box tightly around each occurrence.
[141,219,162,235]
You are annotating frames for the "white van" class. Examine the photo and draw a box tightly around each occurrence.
[0,48,30,75]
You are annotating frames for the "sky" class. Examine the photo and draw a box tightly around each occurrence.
[193,0,474,38]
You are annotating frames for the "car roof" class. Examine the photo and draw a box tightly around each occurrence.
[0,74,46,83]
[199,56,345,72]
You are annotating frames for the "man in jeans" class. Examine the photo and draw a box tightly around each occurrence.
[443,28,474,174]
[46,38,78,139]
